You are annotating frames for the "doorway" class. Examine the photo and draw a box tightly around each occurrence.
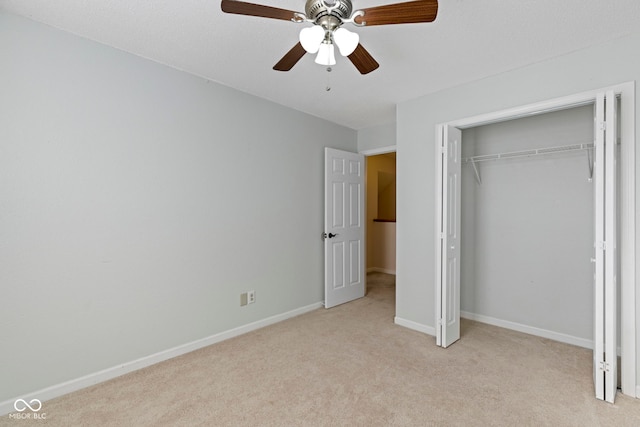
[459,104,596,349]
[366,152,396,276]
[435,83,636,401]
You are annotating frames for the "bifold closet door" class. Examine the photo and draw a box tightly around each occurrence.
[593,90,617,403]
[436,125,461,348]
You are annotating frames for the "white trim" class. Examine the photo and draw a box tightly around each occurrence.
[434,124,445,347]
[0,302,323,416]
[367,267,396,275]
[451,90,599,129]
[435,82,636,398]
[359,145,397,156]
[395,316,436,336]
[461,311,593,350]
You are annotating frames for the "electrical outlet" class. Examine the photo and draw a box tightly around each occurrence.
[240,293,248,306]
[247,290,255,304]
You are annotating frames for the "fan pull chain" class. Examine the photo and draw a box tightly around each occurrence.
[325,66,332,91]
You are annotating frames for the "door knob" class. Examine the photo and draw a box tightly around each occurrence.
[322,232,339,240]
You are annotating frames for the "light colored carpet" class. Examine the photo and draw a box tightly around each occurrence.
[4,272,640,426]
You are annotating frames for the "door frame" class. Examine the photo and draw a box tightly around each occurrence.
[434,82,636,398]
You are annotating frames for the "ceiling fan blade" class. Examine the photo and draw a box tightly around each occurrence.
[221,0,299,21]
[273,42,307,71]
[347,43,379,75]
[354,0,438,26]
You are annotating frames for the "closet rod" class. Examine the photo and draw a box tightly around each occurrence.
[462,143,594,164]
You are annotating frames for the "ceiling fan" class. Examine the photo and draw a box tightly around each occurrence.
[220,0,438,74]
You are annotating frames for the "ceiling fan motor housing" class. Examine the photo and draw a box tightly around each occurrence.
[305,0,352,23]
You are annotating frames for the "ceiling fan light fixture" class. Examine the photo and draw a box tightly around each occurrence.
[222,0,439,75]
[315,42,336,66]
[333,27,359,56]
[299,26,325,54]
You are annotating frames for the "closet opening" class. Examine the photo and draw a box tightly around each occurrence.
[459,104,599,351]
[434,83,636,402]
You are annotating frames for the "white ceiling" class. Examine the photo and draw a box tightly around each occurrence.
[2,0,640,130]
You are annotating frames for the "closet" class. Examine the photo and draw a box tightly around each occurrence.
[435,86,634,403]
[459,104,601,345]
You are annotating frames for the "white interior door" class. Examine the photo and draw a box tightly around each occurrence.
[324,148,365,308]
[436,125,461,347]
[593,91,618,403]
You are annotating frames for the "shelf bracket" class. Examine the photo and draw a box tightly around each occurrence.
[471,159,482,185]
[587,146,594,181]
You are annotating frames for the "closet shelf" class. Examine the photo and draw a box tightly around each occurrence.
[462,142,593,164]
[462,142,594,185]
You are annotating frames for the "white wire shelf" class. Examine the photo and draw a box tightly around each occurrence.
[462,142,595,184]
[462,142,594,164]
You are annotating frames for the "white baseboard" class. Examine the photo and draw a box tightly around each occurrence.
[367,267,396,275]
[460,311,593,350]
[394,317,436,336]
[0,302,323,417]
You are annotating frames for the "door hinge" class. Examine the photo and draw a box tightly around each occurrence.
[598,361,611,372]
[595,240,606,251]
[599,121,607,131]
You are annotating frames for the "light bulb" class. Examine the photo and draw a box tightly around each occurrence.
[299,26,325,54]
[315,42,336,66]
[333,27,359,56]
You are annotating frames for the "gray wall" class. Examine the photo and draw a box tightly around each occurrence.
[357,122,396,152]
[396,30,640,388]
[460,106,594,341]
[0,13,356,402]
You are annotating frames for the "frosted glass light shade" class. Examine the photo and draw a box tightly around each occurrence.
[315,42,336,66]
[333,27,359,56]
[299,26,325,54]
